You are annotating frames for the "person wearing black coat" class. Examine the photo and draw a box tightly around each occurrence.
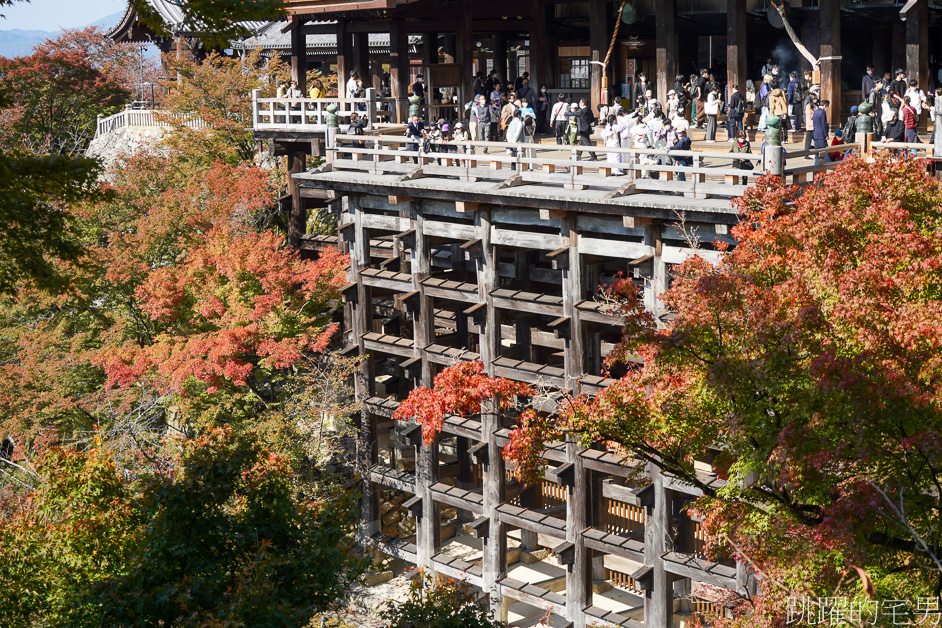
[883,113,905,143]
[566,99,597,160]
[668,130,692,181]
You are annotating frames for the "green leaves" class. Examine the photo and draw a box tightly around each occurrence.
[0,428,366,626]
[130,0,287,49]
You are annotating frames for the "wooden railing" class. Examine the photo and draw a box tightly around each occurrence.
[252,88,378,132]
[95,109,207,137]
[324,132,776,198]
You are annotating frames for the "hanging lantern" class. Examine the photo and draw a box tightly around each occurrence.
[620,4,637,25]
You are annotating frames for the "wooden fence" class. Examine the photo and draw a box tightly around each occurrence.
[95,109,207,137]
[252,88,378,132]
[322,132,860,196]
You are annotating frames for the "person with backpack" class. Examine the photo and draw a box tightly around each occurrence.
[842,106,858,143]
[668,128,692,181]
[471,94,493,151]
[728,84,745,139]
[672,75,689,119]
[551,94,570,144]
[902,96,920,143]
[787,72,804,132]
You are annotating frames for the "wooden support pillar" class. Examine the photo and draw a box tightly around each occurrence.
[337,22,353,95]
[423,32,438,67]
[529,0,550,90]
[493,33,508,83]
[562,215,584,391]
[588,0,607,112]
[483,399,508,621]
[590,470,606,580]
[443,33,456,64]
[726,0,747,95]
[519,484,541,550]
[351,198,379,539]
[514,316,536,363]
[565,439,590,628]
[654,0,676,104]
[476,209,499,375]
[286,149,306,247]
[390,21,410,123]
[457,2,474,107]
[642,223,665,314]
[354,31,370,80]
[892,22,906,75]
[643,464,673,628]
[819,0,841,124]
[906,0,929,92]
[290,21,307,93]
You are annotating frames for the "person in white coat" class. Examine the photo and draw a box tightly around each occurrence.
[600,114,625,174]
[505,109,523,156]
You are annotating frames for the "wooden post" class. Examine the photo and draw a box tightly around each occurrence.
[457,2,474,107]
[905,1,929,103]
[290,20,307,94]
[483,399,507,621]
[588,0,607,112]
[726,0,747,97]
[493,33,508,83]
[643,464,673,628]
[528,0,549,91]
[337,22,353,98]
[286,149,306,248]
[565,438,589,628]
[476,208,499,374]
[351,197,379,540]
[642,223,665,316]
[423,32,438,68]
[654,0,677,104]
[390,21,411,124]
[819,0,841,125]
[354,31,371,80]
[892,22,906,76]
[562,215,584,391]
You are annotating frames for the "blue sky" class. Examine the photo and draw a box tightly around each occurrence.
[1,0,126,31]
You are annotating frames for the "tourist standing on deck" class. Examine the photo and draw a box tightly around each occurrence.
[345,72,360,98]
[567,99,597,161]
[902,96,920,143]
[757,74,773,130]
[728,84,744,139]
[669,128,692,181]
[537,85,550,133]
[693,69,709,128]
[862,66,876,104]
[813,100,830,164]
[551,94,569,144]
[601,114,625,175]
[787,72,803,133]
[704,90,719,142]
[472,95,492,150]
[804,86,819,151]
[769,86,789,141]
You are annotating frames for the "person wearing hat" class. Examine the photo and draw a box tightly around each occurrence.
[666,89,680,121]
[566,102,579,146]
[803,85,820,152]
[843,105,859,143]
[829,128,845,162]
[551,94,570,145]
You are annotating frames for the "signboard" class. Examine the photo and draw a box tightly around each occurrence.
[626,58,637,79]
[621,82,632,99]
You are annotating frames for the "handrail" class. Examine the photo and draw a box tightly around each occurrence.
[321,132,772,199]
[252,88,379,132]
[95,109,207,138]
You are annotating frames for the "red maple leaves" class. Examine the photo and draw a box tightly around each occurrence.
[393,361,534,446]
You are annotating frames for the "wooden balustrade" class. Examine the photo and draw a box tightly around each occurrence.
[252,88,378,132]
[95,109,207,138]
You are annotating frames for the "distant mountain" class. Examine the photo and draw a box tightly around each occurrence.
[0,10,127,58]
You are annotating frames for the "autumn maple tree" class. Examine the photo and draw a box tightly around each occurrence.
[395,157,942,621]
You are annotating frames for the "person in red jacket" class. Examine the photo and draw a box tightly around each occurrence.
[829,129,845,162]
[902,96,920,143]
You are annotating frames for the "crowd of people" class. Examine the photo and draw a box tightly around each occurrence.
[278,60,939,168]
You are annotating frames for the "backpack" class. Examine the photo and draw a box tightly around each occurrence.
[842,116,857,141]
[523,116,535,136]
[735,95,746,115]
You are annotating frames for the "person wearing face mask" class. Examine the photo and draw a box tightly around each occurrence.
[537,84,550,134]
